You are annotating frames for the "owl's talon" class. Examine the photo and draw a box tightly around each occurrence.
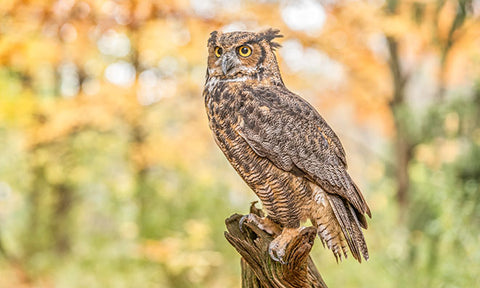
[267,227,304,264]
[268,245,279,263]
[238,215,248,232]
[238,213,261,233]
[268,244,286,264]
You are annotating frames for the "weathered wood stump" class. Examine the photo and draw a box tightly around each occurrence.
[225,202,328,288]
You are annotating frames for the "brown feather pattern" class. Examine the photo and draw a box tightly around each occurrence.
[204,29,371,262]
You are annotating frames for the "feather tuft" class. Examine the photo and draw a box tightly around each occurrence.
[258,28,283,50]
[208,31,218,47]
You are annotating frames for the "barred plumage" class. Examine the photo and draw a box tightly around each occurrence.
[204,29,371,263]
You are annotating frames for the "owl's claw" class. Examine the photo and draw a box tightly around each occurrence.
[267,227,305,264]
[238,213,281,235]
[239,214,284,263]
[239,214,259,233]
[268,243,286,264]
[238,214,251,233]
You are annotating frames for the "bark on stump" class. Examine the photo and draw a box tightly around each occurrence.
[224,203,328,288]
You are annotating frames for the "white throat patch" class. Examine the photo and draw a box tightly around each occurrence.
[205,76,249,93]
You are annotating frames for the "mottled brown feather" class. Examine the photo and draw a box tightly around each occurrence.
[204,29,370,262]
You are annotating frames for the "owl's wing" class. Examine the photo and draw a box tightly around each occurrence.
[235,88,371,218]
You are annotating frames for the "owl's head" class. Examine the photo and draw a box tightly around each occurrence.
[206,29,283,83]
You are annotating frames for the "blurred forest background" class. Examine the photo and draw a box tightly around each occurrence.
[0,0,479,287]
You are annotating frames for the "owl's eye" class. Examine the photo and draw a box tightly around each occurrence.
[214,47,223,57]
[238,45,252,57]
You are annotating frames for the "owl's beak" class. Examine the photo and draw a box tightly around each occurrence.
[221,54,236,76]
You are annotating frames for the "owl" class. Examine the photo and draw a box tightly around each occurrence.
[203,29,371,264]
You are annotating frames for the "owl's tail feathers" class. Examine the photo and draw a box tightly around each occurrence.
[347,173,372,219]
[328,195,369,263]
[315,219,349,263]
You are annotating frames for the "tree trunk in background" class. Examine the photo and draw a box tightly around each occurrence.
[131,123,146,234]
[393,134,412,213]
[24,156,45,258]
[128,12,158,239]
[386,35,413,218]
[50,183,74,255]
[129,26,153,236]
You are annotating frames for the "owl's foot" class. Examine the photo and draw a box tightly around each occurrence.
[268,227,306,264]
[239,214,282,236]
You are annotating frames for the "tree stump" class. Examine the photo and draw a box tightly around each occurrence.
[224,202,328,288]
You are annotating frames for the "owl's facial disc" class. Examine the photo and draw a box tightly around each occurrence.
[207,32,264,79]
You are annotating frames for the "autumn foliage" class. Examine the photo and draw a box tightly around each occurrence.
[0,0,479,287]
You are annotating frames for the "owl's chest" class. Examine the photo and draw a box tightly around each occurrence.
[205,82,243,128]
[205,82,253,153]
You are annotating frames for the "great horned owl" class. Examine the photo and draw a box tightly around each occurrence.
[203,29,371,264]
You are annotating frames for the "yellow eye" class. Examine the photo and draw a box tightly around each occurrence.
[214,47,223,57]
[238,45,252,57]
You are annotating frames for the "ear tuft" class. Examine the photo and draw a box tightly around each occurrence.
[258,28,283,50]
[208,31,219,47]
